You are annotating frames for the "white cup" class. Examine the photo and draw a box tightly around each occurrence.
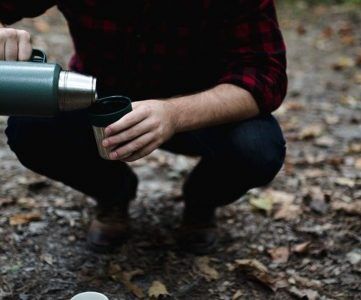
[70,291,109,300]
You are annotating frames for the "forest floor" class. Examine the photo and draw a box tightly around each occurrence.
[0,2,360,300]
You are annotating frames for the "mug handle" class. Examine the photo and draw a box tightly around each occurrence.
[30,49,47,63]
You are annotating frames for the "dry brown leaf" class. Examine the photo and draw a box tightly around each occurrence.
[332,56,355,70]
[232,290,243,300]
[284,101,305,111]
[291,274,322,289]
[334,177,355,188]
[123,269,145,282]
[235,259,269,273]
[148,281,169,299]
[303,169,326,178]
[332,200,361,215]
[355,73,361,84]
[314,136,336,147]
[291,241,311,254]
[256,190,301,221]
[235,259,288,292]
[321,26,333,39]
[348,143,361,154]
[17,197,38,208]
[195,256,219,281]
[299,124,324,140]
[340,35,355,45]
[0,197,14,207]
[267,246,290,263]
[296,24,306,35]
[289,286,319,300]
[273,203,301,220]
[40,254,54,266]
[340,95,357,107]
[9,211,41,226]
[355,158,361,170]
[108,263,145,299]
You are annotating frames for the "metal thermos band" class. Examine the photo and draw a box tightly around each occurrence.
[58,71,97,111]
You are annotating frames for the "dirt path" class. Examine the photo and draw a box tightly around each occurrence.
[0,2,360,300]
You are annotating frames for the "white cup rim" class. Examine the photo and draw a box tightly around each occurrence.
[70,291,109,300]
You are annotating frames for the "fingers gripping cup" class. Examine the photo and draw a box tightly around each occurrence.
[88,96,132,160]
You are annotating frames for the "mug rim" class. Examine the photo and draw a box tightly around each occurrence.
[70,291,109,300]
[88,95,132,127]
[88,95,131,116]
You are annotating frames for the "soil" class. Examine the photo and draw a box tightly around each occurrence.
[0,2,360,300]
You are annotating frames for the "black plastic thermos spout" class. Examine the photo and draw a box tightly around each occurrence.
[0,49,97,116]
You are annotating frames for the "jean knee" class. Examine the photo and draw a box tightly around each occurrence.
[5,118,46,172]
[228,119,286,186]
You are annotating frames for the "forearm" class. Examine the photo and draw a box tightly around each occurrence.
[168,84,260,133]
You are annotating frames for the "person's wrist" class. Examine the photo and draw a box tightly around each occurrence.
[164,100,180,134]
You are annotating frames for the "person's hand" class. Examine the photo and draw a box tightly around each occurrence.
[102,99,177,162]
[0,27,32,61]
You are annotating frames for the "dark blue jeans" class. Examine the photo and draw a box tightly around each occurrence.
[5,111,285,212]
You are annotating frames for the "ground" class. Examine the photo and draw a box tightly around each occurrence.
[0,2,360,300]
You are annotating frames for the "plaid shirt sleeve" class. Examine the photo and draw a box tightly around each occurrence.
[0,0,55,24]
[215,0,287,113]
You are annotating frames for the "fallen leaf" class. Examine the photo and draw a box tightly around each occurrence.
[249,197,273,214]
[148,281,169,299]
[235,259,268,273]
[291,241,311,254]
[284,101,305,111]
[346,251,361,265]
[356,50,361,66]
[257,190,301,221]
[17,197,38,208]
[332,56,355,70]
[332,200,361,215]
[232,290,243,300]
[314,136,336,147]
[340,95,358,107]
[324,114,339,125]
[0,197,14,207]
[348,143,361,154]
[291,274,322,289]
[355,158,361,170]
[9,211,41,226]
[273,203,301,220]
[296,24,306,35]
[341,35,355,45]
[303,169,326,178]
[40,254,54,266]
[195,256,219,281]
[334,177,355,188]
[267,247,290,263]
[299,124,324,140]
[108,263,145,299]
[354,73,361,84]
[289,286,319,300]
[235,259,288,292]
[321,26,333,39]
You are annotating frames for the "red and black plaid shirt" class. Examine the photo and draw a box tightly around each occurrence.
[0,0,287,113]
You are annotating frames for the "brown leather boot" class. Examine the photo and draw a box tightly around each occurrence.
[175,207,219,255]
[87,203,131,252]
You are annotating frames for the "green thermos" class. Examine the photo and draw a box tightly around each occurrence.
[0,49,97,116]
